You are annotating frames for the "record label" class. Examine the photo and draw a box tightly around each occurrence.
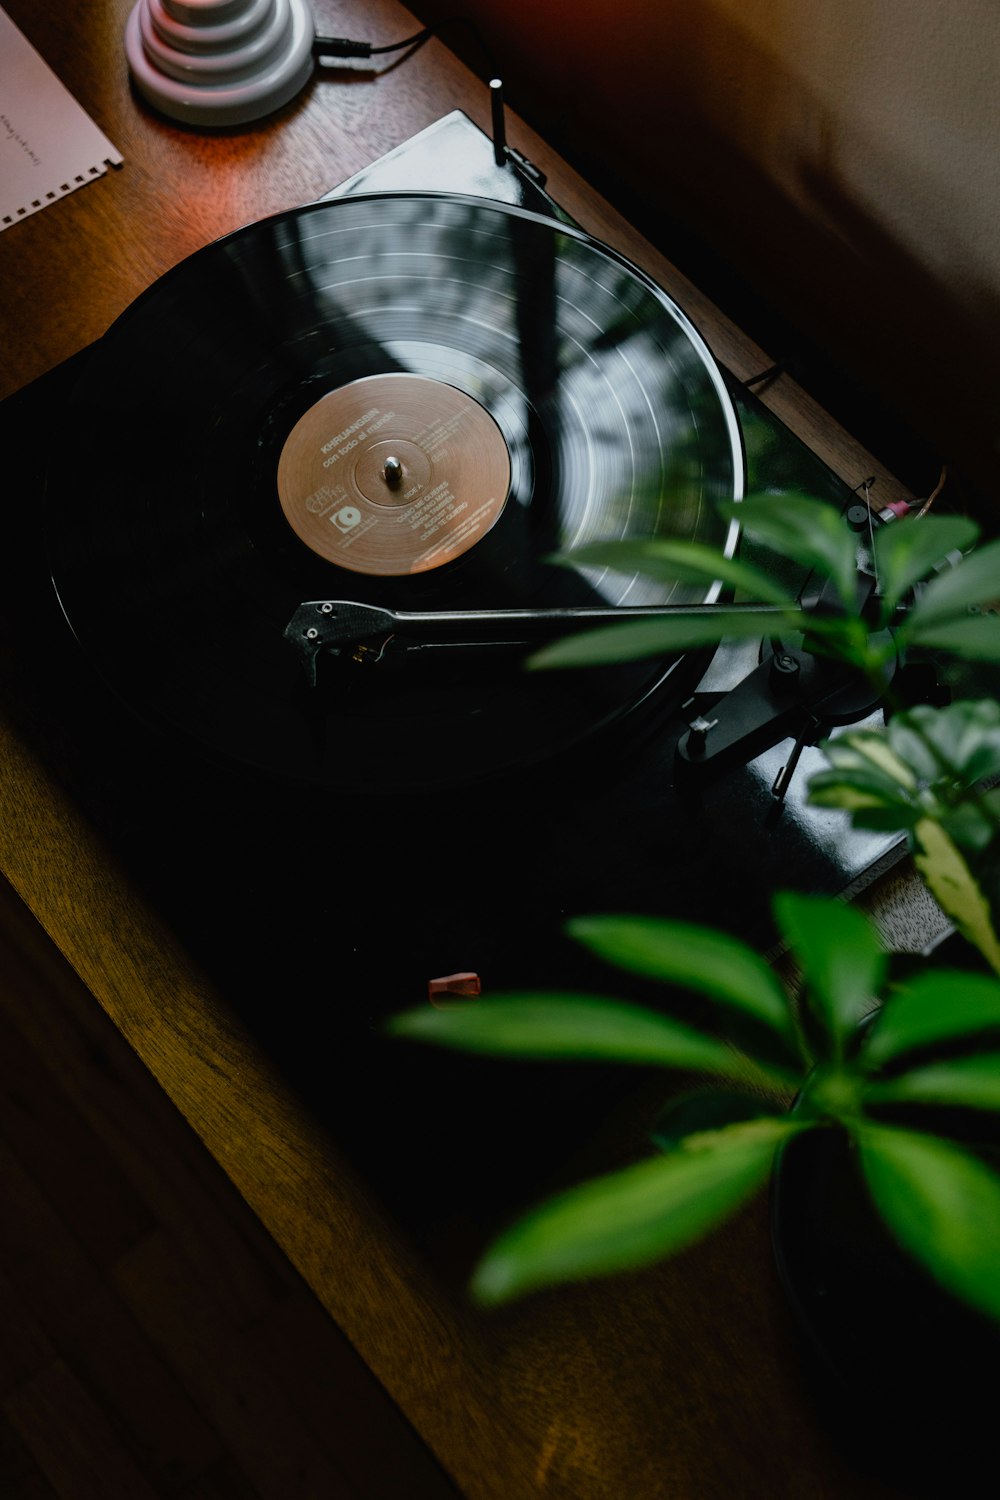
[276,373,511,575]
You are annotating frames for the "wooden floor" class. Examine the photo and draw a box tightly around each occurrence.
[0,876,460,1500]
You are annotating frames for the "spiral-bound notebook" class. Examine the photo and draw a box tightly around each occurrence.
[0,8,122,232]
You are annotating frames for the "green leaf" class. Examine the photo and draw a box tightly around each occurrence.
[807,735,920,819]
[807,726,926,831]
[941,798,1000,854]
[567,914,797,1050]
[810,704,1000,851]
[827,728,920,788]
[903,536,1000,631]
[805,797,921,835]
[882,715,947,784]
[806,777,920,829]
[810,705,1000,839]
[872,514,979,620]
[913,700,1000,784]
[470,1118,796,1303]
[913,819,1000,975]
[554,537,795,604]
[526,608,805,670]
[863,969,1000,1068]
[858,1125,1000,1324]
[650,1088,786,1151]
[866,1052,1000,1113]
[904,612,1000,662]
[773,893,888,1059]
[800,614,887,665]
[718,492,858,612]
[387,992,759,1078]
[797,1061,865,1122]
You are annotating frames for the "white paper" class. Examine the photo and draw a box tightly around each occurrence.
[0,8,123,231]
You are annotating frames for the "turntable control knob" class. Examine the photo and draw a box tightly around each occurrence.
[383,455,404,489]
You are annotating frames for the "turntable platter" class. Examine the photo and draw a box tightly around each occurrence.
[45,191,743,787]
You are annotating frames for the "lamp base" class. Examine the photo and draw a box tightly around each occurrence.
[125,0,315,127]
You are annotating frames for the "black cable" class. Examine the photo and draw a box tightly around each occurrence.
[368,25,445,55]
[312,16,497,79]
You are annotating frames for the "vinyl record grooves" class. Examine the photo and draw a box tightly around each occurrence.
[45,192,744,789]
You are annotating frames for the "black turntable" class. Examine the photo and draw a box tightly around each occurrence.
[1,112,913,1255]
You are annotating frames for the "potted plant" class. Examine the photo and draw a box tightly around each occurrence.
[389,493,1000,1474]
[390,890,1000,1299]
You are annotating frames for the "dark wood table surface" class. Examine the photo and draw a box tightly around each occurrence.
[0,3,923,1495]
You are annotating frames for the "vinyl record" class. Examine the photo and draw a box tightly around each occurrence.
[45,192,744,788]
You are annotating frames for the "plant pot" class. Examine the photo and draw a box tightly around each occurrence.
[771,1125,1000,1495]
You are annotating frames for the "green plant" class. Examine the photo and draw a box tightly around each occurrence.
[389,491,1000,1316]
[528,492,1000,677]
[809,700,1000,970]
[390,898,1000,1313]
[532,492,1000,967]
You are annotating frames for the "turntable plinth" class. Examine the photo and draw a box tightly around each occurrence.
[0,3,918,1498]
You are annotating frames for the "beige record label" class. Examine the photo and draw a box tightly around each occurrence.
[276,373,511,576]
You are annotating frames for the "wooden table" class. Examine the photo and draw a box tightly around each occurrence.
[0,3,923,1495]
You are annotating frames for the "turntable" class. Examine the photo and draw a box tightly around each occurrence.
[1,105,931,1250]
[1,16,964,1489]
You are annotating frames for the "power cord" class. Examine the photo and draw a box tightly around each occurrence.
[313,19,555,201]
[312,16,497,78]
